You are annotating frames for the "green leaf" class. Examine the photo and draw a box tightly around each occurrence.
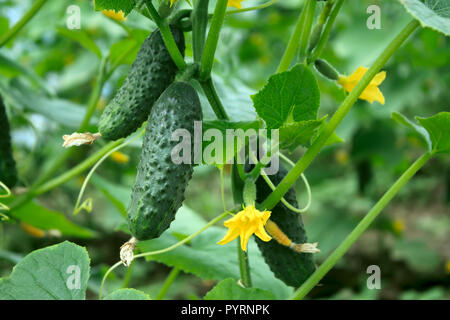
[94,0,136,15]
[137,210,292,300]
[0,241,90,300]
[103,288,150,300]
[251,64,320,129]
[0,52,53,95]
[57,27,102,58]
[5,197,96,238]
[392,111,432,150]
[399,0,450,36]
[0,79,95,129]
[392,239,441,273]
[416,112,450,154]
[279,118,325,151]
[91,174,131,219]
[109,30,148,67]
[204,278,276,300]
[0,16,8,36]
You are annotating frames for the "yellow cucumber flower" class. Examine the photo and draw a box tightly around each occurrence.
[228,0,244,9]
[218,205,272,251]
[102,9,126,22]
[337,66,386,104]
[110,151,129,164]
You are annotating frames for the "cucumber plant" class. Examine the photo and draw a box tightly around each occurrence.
[0,0,449,301]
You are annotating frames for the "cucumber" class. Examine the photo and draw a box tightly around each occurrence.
[98,26,185,140]
[254,164,316,287]
[0,95,18,188]
[127,82,202,240]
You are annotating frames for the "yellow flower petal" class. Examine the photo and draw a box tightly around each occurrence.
[359,85,385,104]
[255,225,272,242]
[228,0,243,9]
[338,66,386,105]
[217,227,240,245]
[372,71,386,85]
[110,151,129,164]
[102,9,126,22]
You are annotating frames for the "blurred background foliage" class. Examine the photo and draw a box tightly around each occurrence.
[0,0,448,300]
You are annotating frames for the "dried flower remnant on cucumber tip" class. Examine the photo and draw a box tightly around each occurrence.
[120,237,137,267]
[62,132,101,148]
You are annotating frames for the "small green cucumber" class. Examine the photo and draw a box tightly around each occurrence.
[254,164,316,287]
[98,26,185,140]
[0,95,18,188]
[127,82,202,240]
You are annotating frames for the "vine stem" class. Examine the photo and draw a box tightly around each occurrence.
[122,260,134,288]
[237,241,252,287]
[226,0,280,15]
[143,0,186,71]
[307,0,344,64]
[32,56,109,188]
[33,139,124,195]
[261,19,420,211]
[200,0,228,79]
[277,1,308,73]
[73,129,144,216]
[291,151,433,300]
[99,210,233,299]
[156,267,181,300]
[7,139,124,213]
[297,0,316,62]
[0,0,48,48]
[79,55,108,131]
[192,0,209,63]
[199,77,229,120]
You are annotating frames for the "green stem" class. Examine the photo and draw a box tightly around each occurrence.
[277,1,308,73]
[8,139,123,212]
[156,267,181,300]
[291,151,432,300]
[79,56,108,131]
[199,77,229,120]
[32,58,110,188]
[0,0,48,48]
[200,0,228,79]
[122,260,134,288]
[237,241,252,287]
[226,0,279,15]
[261,19,420,211]
[192,0,209,63]
[33,140,123,196]
[297,0,316,63]
[307,0,344,64]
[144,0,186,71]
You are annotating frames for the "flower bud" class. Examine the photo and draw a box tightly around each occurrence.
[314,58,340,80]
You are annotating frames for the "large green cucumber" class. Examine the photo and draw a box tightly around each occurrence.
[98,26,185,140]
[0,95,18,188]
[127,82,202,240]
[254,164,316,287]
